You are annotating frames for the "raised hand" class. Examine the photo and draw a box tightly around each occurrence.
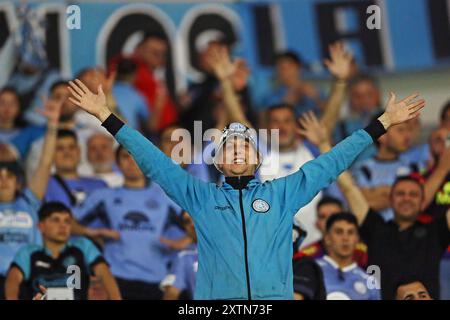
[68,79,111,122]
[378,92,426,129]
[37,96,62,126]
[207,46,235,80]
[324,41,353,81]
[296,111,329,147]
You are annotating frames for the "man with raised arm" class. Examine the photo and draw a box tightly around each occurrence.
[298,112,450,300]
[67,78,424,300]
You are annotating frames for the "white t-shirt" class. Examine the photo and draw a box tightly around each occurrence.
[259,141,322,248]
[95,171,124,188]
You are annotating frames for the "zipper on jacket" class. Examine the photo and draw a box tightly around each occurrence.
[238,187,252,300]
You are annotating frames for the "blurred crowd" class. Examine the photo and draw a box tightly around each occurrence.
[0,23,449,301]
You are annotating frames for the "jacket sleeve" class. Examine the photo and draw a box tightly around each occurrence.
[275,119,386,214]
[102,114,213,219]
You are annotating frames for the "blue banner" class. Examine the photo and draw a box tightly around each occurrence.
[1,0,449,90]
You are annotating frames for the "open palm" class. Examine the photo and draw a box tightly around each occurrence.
[324,42,353,81]
[296,111,328,146]
[68,79,110,121]
[37,96,62,126]
[383,92,425,127]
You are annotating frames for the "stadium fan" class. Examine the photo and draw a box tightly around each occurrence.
[332,74,383,147]
[302,111,450,299]
[394,276,433,300]
[180,36,256,136]
[216,42,354,246]
[44,129,107,210]
[4,202,121,300]
[72,145,188,300]
[259,50,325,117]
[352,111,416,221]
[316,213,380,300]
[25,80,107,177]
[112,58,162,133]
[0,87,45,159]
[161,211,198,300]
[87,132,124,188]
[0,96,61,299]
[67,74,424,299]
[133,32,178,130]
[421,127,450,217]
[419,127,450,299]
[295,196,368,268]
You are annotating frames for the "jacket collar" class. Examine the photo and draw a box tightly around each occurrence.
[224,175,256,190]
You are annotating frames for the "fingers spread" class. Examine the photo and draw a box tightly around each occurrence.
[400,92,420,104]
[408,100,426,114]
[68,86,82,100]
[74,79,90,93]
[68,81,85,96]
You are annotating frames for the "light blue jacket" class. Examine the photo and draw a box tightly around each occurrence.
[113,123,375,300]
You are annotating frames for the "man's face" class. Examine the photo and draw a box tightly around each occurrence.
[267,108,297,150]
[117,148,144,181]
[349,80,380,114]
[54,137,80,173]
[316,203,343,235]
[324,220,359,260]
[220,137,257,177]
[160,126,191,164]
[429,127,448,160]
[391,180,423,222]
[0,168,18,202]
[0,91,20,125]
[380,122,413,154]
[87,134,114,172]
[39,212,72,244]
[396,282,432,300]
[275,58,300,85]
[79,69,107,93]
[136,38,168,70]
[51,84,77,121]
[182,211,197,243]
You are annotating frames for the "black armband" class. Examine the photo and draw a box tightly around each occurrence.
[101,114,124,136]
[364,119,386,141]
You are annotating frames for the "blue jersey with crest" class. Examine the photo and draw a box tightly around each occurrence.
[317,256,380,300]
[111,121,377,299]
[74,182,183,284]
